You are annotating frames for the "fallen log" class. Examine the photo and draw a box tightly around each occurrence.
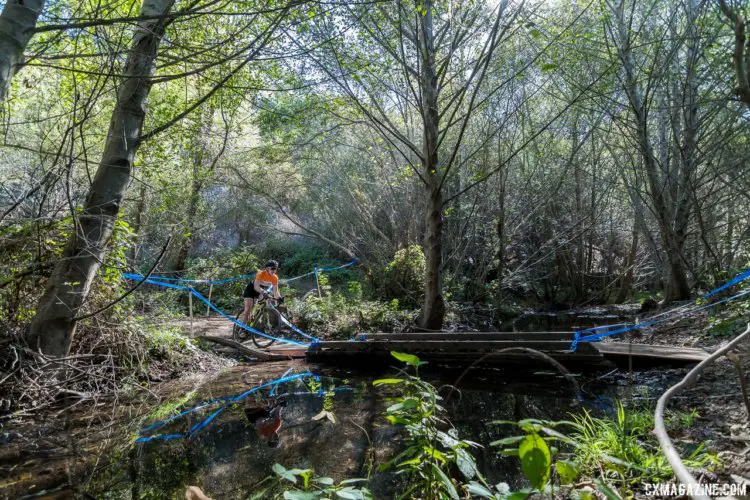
[197,336,290,361]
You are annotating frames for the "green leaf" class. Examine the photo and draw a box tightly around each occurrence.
[541,63,557,72]
[336,487,367,499]
[396,457,422,467]
[488,420,520,427]
[387,402,404,413]
[430,463,459,499]
[385,415,409,425]
[530,28,541,39]
[313,477,334,485]
[456,448,477,480]
[518,434,551,490]
[373,378,404,385]
[423,445,447,463]
[283,491,320,500]
[575,488,597,500]
[390,351,423,367]
[518,419,544,432]
[490,436,525,447]
[507,490,532,500]
[555,460,578,485]
[466,482,495,498]
[273,463,298,484]
[594,479,621,500]
[340,479,367,485]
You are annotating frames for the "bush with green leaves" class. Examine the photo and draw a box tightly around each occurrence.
[487,401,718,499]
[569,403,718,484]
[373,245,425,308]
[375,351,500,500]
[251,464,372,499]
[293,290,413,339]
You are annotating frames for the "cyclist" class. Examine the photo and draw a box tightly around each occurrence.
[241,260,284,325]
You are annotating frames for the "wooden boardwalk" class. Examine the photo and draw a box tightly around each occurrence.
[266,331,711,368]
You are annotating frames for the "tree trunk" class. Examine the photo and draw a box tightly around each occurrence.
[0,0,45,102]
[495,134,507,299]
[130,182,148,265]
[422,176,444,329]
[173,105,215,273]
[418,0,444,330]
[610,0,691,303]
[27,0,173,356]
[616,222,639,303]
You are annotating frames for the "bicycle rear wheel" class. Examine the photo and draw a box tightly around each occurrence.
[251,306,282,349]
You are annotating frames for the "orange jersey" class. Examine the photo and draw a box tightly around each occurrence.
[255,269,279,287]
[255,415,282,438]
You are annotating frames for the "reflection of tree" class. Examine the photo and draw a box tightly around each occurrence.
[135,439,216,496]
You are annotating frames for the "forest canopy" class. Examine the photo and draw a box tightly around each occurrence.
[1,0,749,356]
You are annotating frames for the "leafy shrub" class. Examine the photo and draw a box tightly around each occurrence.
[375,245,425,308]
[375,352,484,499]
[489,401,718,499]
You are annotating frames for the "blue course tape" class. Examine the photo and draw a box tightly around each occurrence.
[125,259,359,286]
[271,368,294,396]
[135,372,314,443]
[569,286,750,352]
[189,287,315,346]
[703,268,750,298]
[268,303,319,343]
[125,275,311,347]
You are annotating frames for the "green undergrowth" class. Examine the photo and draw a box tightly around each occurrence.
[568,403,717,484]
[293,291,415,338]
[491,402,717,499]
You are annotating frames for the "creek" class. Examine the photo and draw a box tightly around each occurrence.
[6,307,688,499]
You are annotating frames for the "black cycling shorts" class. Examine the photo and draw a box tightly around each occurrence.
[243,281,262,299]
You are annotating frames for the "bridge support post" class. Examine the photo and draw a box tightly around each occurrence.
[206,283,213,317]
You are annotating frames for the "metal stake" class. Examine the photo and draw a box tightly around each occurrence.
[188,286,194,337]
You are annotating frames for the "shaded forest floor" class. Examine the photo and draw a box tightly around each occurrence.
[1,301,749,497]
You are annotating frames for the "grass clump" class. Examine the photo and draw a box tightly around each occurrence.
[570,402,718,483]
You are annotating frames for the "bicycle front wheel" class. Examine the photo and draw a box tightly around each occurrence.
[251,306,282,349]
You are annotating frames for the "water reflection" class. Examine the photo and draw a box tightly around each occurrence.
[97,365,587,498]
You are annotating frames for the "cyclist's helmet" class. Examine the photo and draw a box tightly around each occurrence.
[264,260,279,270]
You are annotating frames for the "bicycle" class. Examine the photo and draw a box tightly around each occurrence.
[233,295,283,348]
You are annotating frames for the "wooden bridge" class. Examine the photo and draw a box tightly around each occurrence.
[267,331,710,369]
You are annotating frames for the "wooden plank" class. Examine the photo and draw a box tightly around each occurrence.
[594,342,709,362]
[312,340,599,354]
[198,336,297,360]
[305,351,608,366]
[266,344,308,357]
[306,350,603,361]
[355,332,574,341]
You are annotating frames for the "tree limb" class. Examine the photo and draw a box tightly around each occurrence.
[654,323,750,499]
